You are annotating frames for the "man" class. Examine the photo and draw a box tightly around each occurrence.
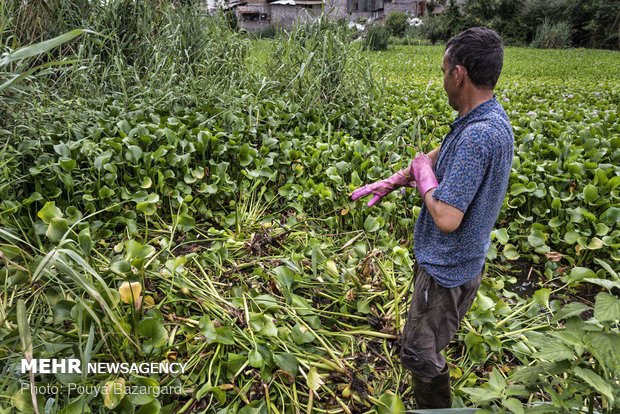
[351,27,514,408]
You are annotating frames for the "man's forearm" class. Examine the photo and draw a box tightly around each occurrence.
[427,147,440,166]
[423,189,464,233]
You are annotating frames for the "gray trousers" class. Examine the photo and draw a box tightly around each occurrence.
[399,263,483,380]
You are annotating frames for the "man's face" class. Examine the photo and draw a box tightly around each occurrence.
[442,51,457,110]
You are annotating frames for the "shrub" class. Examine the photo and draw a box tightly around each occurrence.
[364,25,389,51]
[531,18,572,49]
[385,12,409,37]
[420,15,449,44]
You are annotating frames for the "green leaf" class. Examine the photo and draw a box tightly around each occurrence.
[488,368,506,391]
[595,223,610,236]
[364,216,382,232]
[594,292,620,322]
[510,362,557,384]
[291,294,313,316]
[248,349,264,368]
[599,206,620,226]
[527,229,547,248]
[586,237,604,250]
[503,243,520,260]
[273,266,296,297]
[199,316,218,342]
[503,397,525,414]
[138,318,168,353]
[260,317,278,337]
[573,367,614,404]
[552,302,589,322]
[464,331,486,362]
[357,300,371,314]
[253,294,280,310]
[510,183,532,196]
[564,230,580,244]
[103,378,126,409]
[274,353,299,376]
[135,400,161,414]
[583,184,598,203]
[461,386,501,404]
[291,323,315,344]
[0,29,91,65]
[12,389,45,413]
[593,258,618,280]
[140,176,153,189]
[58,395,90,414]
[46,217,69,242]
[533,288,551,309]
[564,267,596,284]
[214,326,235,345]
[377,391,405,414]
[126,376,159,405]
[59,157,77,171]
[250,313,278,337]
[495,228,509,244]
[307,367,323,391]
[174,213,195,232]
[38,201,63,223]
[533,340,574,361]
[239,143,254,167]
[588,332,620,371]
[583,278,620,292]
[110,259,131,275]
[238,401,266,414]
[78,228,92,255]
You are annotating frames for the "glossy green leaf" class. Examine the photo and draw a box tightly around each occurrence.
[377,392,405,414]
[274,353,299,376]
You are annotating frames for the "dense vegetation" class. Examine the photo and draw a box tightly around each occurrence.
[417,0,620,50]
[1,2,619,413]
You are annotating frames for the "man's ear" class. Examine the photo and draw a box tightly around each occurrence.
[455,65,467,85]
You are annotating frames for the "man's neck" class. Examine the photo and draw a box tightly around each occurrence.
[457,90,494,118]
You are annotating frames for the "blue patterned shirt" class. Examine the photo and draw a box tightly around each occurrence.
[414,97,514,288]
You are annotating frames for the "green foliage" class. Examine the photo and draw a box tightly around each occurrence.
[0,29,90,107]
[420,14,450,44]
[252,24,281,39]
[509,293,620,412]
[385,12,409,38]
[269,17,377,109]
[418,0,619,50]
[365,25,390,51]
[531,18,572,49]
[524,0,620,49]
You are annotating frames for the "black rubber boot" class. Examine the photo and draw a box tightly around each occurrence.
[412,365,452,409]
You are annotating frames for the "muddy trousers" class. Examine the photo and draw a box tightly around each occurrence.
[399,263,483,408]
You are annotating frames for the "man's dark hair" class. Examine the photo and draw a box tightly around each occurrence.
[445,27,504,89]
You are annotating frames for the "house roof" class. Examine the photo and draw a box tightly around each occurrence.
[270,0,322,5]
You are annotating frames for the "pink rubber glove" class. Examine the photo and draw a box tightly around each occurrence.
[351,169,416,207]
[408,154,438,198]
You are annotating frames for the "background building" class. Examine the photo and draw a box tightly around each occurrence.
[211,0,428,31]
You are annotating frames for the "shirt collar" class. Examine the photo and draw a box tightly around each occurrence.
[450,96,497,130]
